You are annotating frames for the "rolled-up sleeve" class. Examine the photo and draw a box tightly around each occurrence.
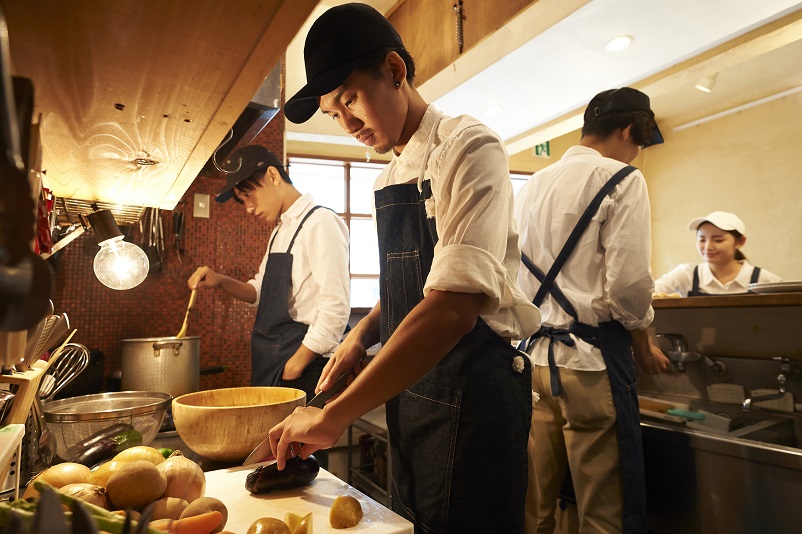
[600,172,655,330]
[423,124,514,315]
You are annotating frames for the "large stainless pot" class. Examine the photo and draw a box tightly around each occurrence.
[121,336,199,397]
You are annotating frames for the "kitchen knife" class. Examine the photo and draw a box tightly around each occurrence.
[241,367,355,467]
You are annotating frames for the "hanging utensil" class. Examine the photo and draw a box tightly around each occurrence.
[38,343,90,401]
[173,211,185,264]
[176,289,197,338]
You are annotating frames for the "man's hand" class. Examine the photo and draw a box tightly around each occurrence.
[633,342,670,375]
[282,345,318,381]
[188,266,222,290]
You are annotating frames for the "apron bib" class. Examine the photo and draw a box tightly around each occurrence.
[520,165,647,533]
[376,117,531,533]
[250,206,322,388]
[688,264,761,296]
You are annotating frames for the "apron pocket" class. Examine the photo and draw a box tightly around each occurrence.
[389,379,460,532]
[382,251,424,338]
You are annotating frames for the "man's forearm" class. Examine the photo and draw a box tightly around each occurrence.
[218,275,258,304]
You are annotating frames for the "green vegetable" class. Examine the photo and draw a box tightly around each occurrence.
[157,447,173,459]
[114,429,144,451]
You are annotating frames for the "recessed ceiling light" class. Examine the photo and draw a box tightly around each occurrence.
[605,35,633,52]
[484,105,504,118]
[694,74,718,93]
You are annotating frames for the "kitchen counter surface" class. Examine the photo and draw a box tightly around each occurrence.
[151,431,413,533]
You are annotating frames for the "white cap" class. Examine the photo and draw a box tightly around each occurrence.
[687,211,746,234]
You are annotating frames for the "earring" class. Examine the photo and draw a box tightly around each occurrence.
[395,80,401,88]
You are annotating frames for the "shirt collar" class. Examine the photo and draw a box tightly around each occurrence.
[280,193,315,225]
[393,104,443,170]
[699,261,754,289]
[561,145,602,160]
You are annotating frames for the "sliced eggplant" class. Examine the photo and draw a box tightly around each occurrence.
[245,455,320,494]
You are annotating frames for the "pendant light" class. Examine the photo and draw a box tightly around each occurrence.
[84,206,149,290]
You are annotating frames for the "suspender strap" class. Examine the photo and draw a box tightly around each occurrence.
[531,165,636,307]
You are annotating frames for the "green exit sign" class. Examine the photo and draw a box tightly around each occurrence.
[534,141,550,158]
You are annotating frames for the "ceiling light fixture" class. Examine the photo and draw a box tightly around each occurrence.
[82,205,149,290]
[694,73,718,93]
[605,35,633,52]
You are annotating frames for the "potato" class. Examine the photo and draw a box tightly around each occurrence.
[106,460,167,510]
[284,512,313,534]
[329,495,363,529]
[151,497,189,520]
[246,517,291,534]
[180,496,228,533]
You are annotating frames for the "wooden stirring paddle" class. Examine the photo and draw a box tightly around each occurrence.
[176,289,197,338]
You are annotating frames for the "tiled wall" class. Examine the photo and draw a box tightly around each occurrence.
[50,114,285,392]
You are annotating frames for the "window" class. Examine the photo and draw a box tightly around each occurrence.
[289,157,532,309]
[290,157,384,309]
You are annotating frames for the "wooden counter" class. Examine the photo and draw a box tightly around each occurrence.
[653,292,802,309]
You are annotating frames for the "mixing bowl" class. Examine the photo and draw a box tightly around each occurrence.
[171,387,306,462]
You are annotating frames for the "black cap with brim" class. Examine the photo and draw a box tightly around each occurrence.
[285,3,404,124]
[215,145,281,203]
[584,87,664,147]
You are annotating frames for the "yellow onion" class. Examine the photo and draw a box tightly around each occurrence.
[114,446,165,466]
[157,451,206,503]
[88,460,126,488]
[58,483,112,510]
[23,463,92,499]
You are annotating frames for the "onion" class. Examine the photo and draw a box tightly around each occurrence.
[23,463,92,499]
[88,460,126,488]
[59,483,112,510]
[156,451,206,503]
[114,446,166,466]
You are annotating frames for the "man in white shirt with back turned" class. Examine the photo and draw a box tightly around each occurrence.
[515,88,670,533]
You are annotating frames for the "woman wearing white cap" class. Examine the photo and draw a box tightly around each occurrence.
[654,211,781,297]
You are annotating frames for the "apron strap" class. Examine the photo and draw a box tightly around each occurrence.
[521,252,578,321]
[750,266,761,284]
[691,265,701,293]
[268,205,326,254]
[532,165,636,307]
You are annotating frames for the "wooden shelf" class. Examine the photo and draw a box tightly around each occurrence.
[653,293,802,309]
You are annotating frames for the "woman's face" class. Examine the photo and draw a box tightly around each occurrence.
[696,222,745,265]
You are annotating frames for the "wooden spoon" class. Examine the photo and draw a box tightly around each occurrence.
[176,289,197,338]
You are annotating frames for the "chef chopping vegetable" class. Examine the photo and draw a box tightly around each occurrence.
[267,4,540,533]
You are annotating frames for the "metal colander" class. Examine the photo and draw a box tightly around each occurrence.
[42,391,171,460]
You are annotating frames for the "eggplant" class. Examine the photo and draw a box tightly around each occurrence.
[69,438,118,467]
[66,423,134,458]
[245,455,320,494]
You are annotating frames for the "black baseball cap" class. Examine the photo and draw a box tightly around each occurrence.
[584,87,664,147]
[215,145,283,203]
[285,3,404,124]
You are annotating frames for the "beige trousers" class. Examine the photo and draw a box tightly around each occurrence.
[525,364,623,534]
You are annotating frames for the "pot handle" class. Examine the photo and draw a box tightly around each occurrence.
[152,340,183,357]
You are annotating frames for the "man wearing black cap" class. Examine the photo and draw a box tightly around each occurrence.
[269,3,540,533]
[514,87,670,533]
[188,145,350,412]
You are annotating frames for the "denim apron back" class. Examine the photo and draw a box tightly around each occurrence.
[250,206,322,387]
[375,119,531,533]
[520,165,647,533]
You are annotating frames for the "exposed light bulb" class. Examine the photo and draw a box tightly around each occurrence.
[605,35,633,52]
[93,235,149,290]
[694,74,717,93]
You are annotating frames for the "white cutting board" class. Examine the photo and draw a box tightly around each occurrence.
[204,463,413,533]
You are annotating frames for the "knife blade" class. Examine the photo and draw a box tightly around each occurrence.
[241,367,355,467]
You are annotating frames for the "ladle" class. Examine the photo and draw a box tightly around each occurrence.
[176,289,197,338]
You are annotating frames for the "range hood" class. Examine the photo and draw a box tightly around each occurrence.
[1,0,315,213]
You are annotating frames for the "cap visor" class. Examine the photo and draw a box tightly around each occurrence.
[215,188,235,203]
[643,121,664,148]
[285,58,361,124]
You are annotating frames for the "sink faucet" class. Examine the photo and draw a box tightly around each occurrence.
[742,357,800,411]
[656,334,701,372]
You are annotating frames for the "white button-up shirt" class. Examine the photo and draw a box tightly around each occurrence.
[654,261,781,297]
[514,146,655,371]
[373,105,541,339]
[248,194,350,356]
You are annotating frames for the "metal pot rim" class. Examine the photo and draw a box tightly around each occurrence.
[121,336,200,342]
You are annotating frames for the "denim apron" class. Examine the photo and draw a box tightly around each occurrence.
[376,119,531,534]
[520,165,647,533]
[250,206,322,390]
[687,264,761,296]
